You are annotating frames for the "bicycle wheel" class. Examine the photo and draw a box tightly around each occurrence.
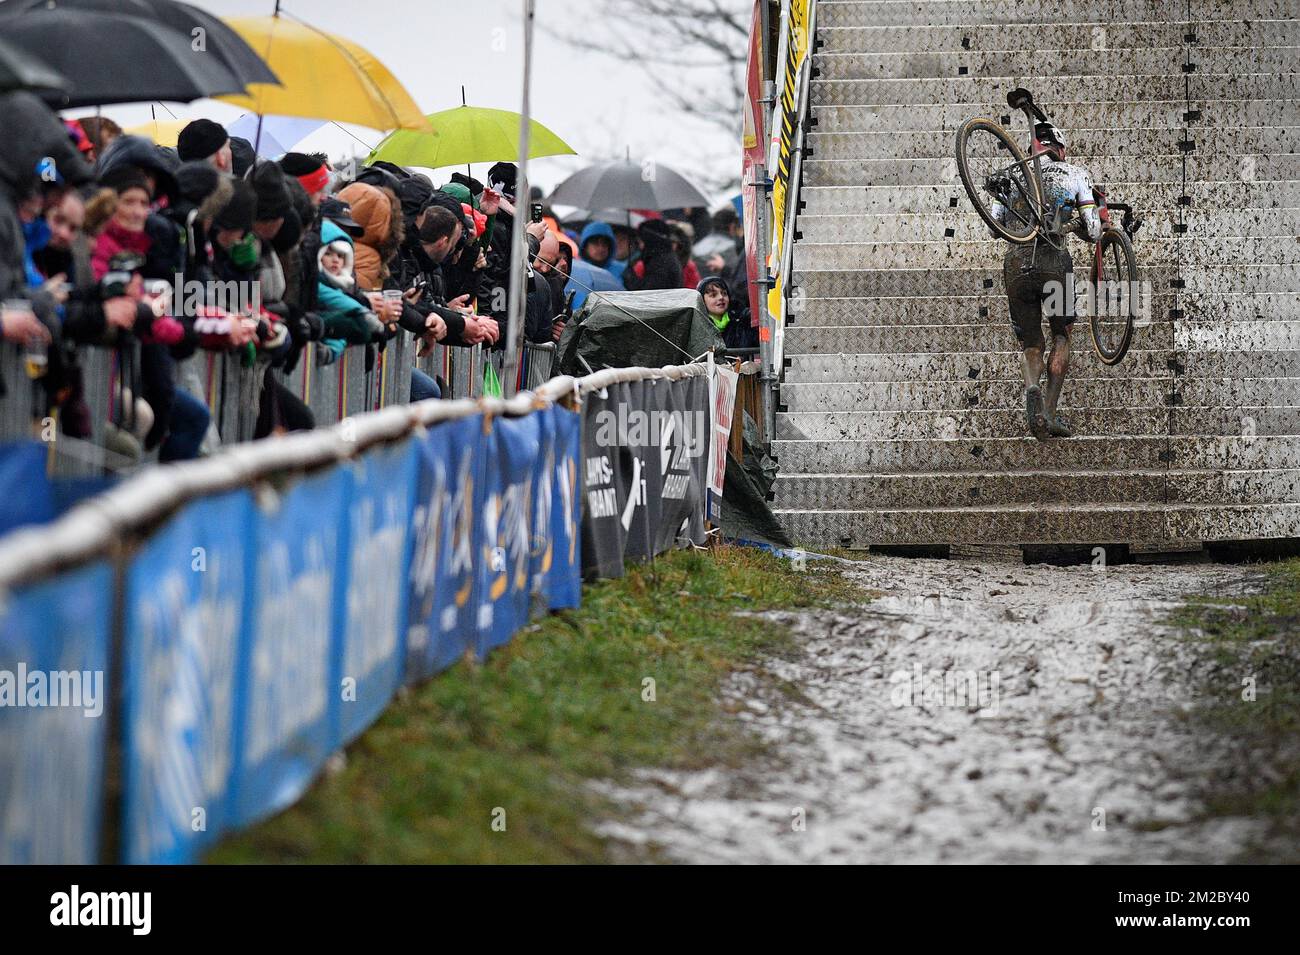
[955,118,1042,244]
[1089,227,1139,365]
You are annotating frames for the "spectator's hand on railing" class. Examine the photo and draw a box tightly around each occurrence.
[424,313,447,342]
[479,316,500,344]
[1,302,49,344]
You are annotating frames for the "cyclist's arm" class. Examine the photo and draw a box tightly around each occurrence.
[1072,167,1101,242]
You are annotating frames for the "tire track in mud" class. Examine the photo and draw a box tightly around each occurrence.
[596,556,1275,864]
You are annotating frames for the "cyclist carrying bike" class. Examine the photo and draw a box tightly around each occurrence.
[990,119,1100,440]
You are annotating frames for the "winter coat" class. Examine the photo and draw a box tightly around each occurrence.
[316,218,381,344]
[337,182,397,291]
[578,221,624,282]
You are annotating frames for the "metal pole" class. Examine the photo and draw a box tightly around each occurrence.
[501,0,536,397]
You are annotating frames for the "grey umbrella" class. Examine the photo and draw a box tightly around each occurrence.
[0,35,69,98]
[0,4,251,108]
[548,157,710,213]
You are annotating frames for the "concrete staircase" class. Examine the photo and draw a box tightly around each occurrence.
[773,0,1300,549]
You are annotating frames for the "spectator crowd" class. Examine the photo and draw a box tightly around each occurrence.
[0,90,755,467]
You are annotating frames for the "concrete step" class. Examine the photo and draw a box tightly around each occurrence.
[810,100,1300,132]
[809,75,1299,108]
[779,377,1300,413]
[783,323,1175,356]
[774,502,1300,547]
[772,435,1300,474]
[775,406,1300,441]
[791,237,1300,271]
[817,21,1300,55]
[799,181,1300,216]
[800,154,1300,188]
[816,0,1293,29]
[791,265,1293,297]
[813,47,1298,80]
[805,126,1300,161]
[772,468,1300,509]
[795,210,1297,244]
[790,291,1298,326]
[783,350,1300,383]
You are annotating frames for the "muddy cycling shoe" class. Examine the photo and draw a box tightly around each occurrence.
[1024,386,1049,439]
[1045,414,1073,438]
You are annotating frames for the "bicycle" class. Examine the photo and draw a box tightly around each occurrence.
[955,88,1144,365]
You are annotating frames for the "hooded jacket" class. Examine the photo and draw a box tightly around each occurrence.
[578,221,625,282]
[337,181,398,291]
[316,218,381,343]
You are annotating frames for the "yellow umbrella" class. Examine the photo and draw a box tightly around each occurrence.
[217,14,431,133]
[124,119,188,147]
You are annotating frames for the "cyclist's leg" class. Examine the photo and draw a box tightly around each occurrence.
[1042,250,1076,425]
[1004,247,1049,436]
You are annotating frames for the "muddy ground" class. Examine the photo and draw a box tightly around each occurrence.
[595,556,1281,864]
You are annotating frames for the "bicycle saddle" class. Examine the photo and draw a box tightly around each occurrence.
[1006,87,1033,110]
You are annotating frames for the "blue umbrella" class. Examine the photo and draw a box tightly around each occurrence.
[567,259,624,311]
[227,113,324,159]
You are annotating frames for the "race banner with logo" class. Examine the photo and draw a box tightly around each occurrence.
[579,370,713,577]
[337,441,417,745]
[766,0,811,333]
[407,414,484,679]
[580,383,630,580]
[0,560,113,864]
[477,412,542,658]
[707,363,741,524]
[122,489,255,865]
[741,0,767,327]
[235,467,349,828]
[544,406,583,608]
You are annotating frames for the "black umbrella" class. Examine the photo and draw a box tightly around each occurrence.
[0,34,69,98]
[548,157,710,213]
[4,0,278,89]
[0,4,251,108]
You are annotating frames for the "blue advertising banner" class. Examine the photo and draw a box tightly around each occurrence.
[0,560,113,864]
[122,489,255,864]
[477,412,541,658]
[337,439,418,744]
[0,440,53,537]
[528,404,557,601]
[235,467,349,828]
[407,414,485,679]
[545,406,582,609]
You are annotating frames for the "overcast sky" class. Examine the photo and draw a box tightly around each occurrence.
[76,0,744,206]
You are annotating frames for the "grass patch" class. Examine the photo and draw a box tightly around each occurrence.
[1164,558,1300,860]
[208,545,860,864]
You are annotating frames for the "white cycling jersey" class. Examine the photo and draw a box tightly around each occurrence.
[992,157,1101,243]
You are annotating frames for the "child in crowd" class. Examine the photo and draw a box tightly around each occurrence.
[697,275,757,351]
[314,218,382,363]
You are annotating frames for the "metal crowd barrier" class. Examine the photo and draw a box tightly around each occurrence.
[520,340,555,392]
[0,343,40,442]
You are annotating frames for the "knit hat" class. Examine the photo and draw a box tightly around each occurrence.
[176,119,228,162]
[279,151,329,194]
[696,275,728,297]
[99,164,152,199]
[438,181,473,208]
[486,161,516,199]
[213,179,256,233]
[250,161,292,222]
[228,136,256,178]
[174,161,221,206]
[450,171,482,195]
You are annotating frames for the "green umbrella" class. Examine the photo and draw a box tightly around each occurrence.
[366,104,575,170]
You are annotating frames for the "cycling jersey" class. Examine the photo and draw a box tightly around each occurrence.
[992,158,1101,243]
